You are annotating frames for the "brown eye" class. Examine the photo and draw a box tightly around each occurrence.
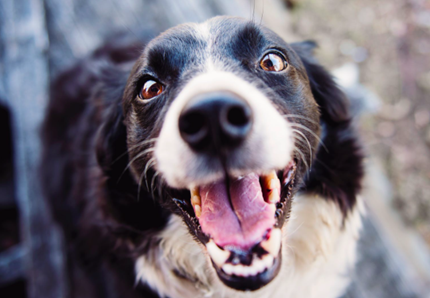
[260,52,287,72]
[139,80,164,100]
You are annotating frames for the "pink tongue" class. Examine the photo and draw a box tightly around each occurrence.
[199,173,275,250]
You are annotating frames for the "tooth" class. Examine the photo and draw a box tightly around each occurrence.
[241,267,249,277]
[268,173,281,189]
[190,186,199,197]
[194,204,202,218]
[263,254,274,268]
[267,188,279,204]
[265,254,274,266]
[244,266,253,277]
[262,171,281,204]
[261,228,282,257]
[234,265,245,276]
[206,240,230,267]
[255,258,265,273]
[250,258,261,274]
[248,266,258,276]
[190,186,202,218]
[191,195,201,218]
[222,263,234,275]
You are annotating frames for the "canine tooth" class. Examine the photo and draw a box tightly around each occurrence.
[262,171,281,204]
[222,264,234,275]
[190,186,200,197]
[269,177,280,191]
[262,254,274,268]
[191,195,201,205]
[206,240,230,267]
[194,204,202,218]
[190,191,202,218]
[261,228,282,257]
[255,258,266,273]
[267,188,279,204]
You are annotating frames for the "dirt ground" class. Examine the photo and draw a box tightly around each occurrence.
[287,0,430,246]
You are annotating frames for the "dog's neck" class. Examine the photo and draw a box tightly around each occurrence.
[135,193,363,298]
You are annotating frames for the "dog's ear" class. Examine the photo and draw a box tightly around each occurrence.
[291,41,350,124]
[291,41,363,216]
[95,65,130,178]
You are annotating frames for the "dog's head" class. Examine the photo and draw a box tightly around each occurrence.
[99,16,357,292]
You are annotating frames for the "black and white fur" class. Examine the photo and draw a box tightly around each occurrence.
[42,16,364,298]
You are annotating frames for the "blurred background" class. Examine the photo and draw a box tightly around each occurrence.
[0,0,429,297]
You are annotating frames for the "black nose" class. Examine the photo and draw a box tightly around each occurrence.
[178,93,252,153]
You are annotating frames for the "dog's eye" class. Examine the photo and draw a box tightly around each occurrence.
[139,80,164,100]
[260,53,287,72]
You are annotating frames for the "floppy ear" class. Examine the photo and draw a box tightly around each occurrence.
[291,41,364,216]
[92,65,170,240]
[291,41,350,124]
[95,65,130,180]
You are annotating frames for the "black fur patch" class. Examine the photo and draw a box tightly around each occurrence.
[291,42,364,216]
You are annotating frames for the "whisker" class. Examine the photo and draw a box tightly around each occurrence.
[150,172,160,198]
[144,157,156,191]
[289,123,328,152]
[283,114,319,126]
[137,167,146,201]
[117,147,156,184]
[293,147,309,172]
[292,129,313,167]
[111,138,158,165]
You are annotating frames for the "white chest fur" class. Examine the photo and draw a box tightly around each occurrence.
[135,194,363,298]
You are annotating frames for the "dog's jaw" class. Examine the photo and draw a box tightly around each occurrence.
[135,195,363,298]
[177,162,297,290]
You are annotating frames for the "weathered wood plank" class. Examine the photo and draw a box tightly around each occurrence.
[0,0,67,297]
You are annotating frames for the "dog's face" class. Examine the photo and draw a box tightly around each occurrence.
[122,17,320,291]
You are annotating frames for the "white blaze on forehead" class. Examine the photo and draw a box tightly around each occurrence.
[191,21,219,72]
[155,70,294,188]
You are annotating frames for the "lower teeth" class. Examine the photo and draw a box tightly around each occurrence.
[221,254,274,277]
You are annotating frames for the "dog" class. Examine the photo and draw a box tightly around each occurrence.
[42,16,364,298]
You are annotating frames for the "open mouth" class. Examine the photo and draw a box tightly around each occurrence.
[173,160,297,291]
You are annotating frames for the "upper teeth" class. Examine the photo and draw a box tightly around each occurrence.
[221,254,274,277]
[190,186,201,218]
[261,170,281,204]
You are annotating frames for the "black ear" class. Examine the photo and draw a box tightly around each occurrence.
[291,41,364,216]
[95,65,130,179]
[93,64,169,233]
[291,41,350,124]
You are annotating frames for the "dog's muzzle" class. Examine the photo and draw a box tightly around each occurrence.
[154,71,296,291]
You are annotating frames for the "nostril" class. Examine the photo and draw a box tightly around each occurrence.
[226,105,251,128]
[179,110,209,150]
[180,111,206,136]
